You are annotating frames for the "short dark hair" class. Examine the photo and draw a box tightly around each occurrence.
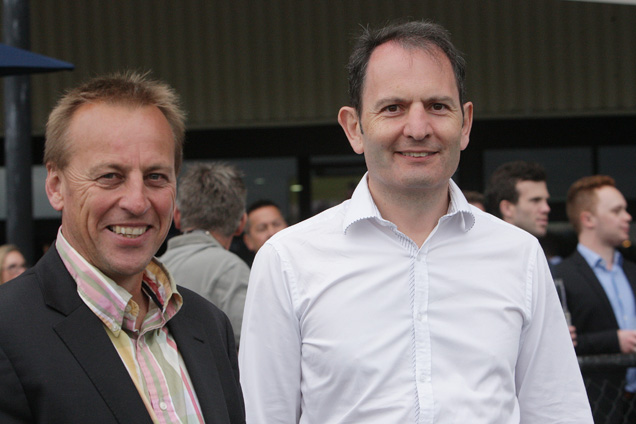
[484,161,547,218]
[247,199,281,215]
[463,190,485,206]
[176,162,246,238]
[245,199,283,234]
[346,20,467,118]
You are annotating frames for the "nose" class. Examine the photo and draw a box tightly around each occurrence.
[541,200,551,214]
[119,176,151,216]
[403,105,431,141]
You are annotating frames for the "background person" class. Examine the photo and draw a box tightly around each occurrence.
[0,244,27,284]
[239,20,591,423]
[0,72,244,423]
[243,199,288,255]
[161,162,250,346]
[554,175,636,424]
[484,160,551,238]
[462,190,485,211]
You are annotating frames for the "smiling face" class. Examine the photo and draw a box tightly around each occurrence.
[45,102,177,287]
[338,42,473,202]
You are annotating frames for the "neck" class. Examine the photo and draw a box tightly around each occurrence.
[370,181,450,248]
[579,234,616,268]
[115,273,149,330]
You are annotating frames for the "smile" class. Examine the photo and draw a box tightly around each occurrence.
[109,225,148,238]
[401,152,431,158]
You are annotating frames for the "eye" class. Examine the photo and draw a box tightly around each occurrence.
[382,104,401,113]
[146,173,171,186]
[431,103,447,111]
[148,173,164,181]
[97,173,122,185]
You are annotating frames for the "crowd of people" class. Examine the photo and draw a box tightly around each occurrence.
[0,18,633,424]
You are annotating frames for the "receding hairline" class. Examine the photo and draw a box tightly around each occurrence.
[52,101,178,166]
[44,71,185,173]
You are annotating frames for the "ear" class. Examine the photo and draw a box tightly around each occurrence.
[338,106,364,154]
[234,212,247,236]
[460,102,473,151]
[45,164,64,212]
[580,210,596,230]
[173,206,182,230]
[499,199,516,221]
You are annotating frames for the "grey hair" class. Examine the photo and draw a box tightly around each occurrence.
[176,162,246,237]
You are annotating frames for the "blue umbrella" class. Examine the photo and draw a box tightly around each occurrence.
[0,43,74,76]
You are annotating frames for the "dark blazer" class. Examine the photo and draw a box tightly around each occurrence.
[554,250,636,356]
[554,250,636,423]
[0,246,245,423]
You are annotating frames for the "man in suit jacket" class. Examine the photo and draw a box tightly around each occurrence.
[554,175,635,424]
[0,72,245,423]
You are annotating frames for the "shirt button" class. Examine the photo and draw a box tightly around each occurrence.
[159,402,168,410]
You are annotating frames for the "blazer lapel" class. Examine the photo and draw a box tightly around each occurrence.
[38,248,152,424]
[572,251,619,325]
[623,260,636,299]
[169,310,231,423]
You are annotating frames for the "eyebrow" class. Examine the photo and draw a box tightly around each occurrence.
[372,95,458,111]
[371,97,406,111]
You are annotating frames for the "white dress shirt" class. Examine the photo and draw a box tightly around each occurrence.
[239,175,592,424]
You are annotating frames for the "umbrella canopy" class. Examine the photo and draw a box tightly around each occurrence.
[0,43,74,76]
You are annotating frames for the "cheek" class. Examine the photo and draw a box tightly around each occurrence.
[154,189,176,221]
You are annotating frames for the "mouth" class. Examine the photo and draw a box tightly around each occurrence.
[400,152,432,158]
[108,225,149,238]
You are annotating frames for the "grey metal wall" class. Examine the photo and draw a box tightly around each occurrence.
[5,0,636,134]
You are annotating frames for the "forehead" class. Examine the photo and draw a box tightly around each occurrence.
[595,186,625,207]
[4,250,24,264]
[516,180,548,197]
[249,205,282,221]
[66,102,175,164]
[361,42,457,104]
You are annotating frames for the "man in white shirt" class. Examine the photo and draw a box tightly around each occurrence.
[239,20,592,423]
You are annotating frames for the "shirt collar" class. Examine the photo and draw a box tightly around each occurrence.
[55,227,183,335]
[577,243,623,270]
[343,173,475,234]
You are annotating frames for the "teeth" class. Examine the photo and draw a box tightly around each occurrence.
[402,152,431,158]
[110,226,147,238]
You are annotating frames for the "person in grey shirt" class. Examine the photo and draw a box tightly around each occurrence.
[161,162,250,346]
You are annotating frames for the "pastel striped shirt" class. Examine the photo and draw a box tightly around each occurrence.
[55,229,204,424]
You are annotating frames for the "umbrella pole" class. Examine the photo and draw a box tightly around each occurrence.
[3,0,34,264]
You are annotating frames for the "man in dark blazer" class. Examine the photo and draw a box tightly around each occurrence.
[0,73,245,423]
[554,175,635,424]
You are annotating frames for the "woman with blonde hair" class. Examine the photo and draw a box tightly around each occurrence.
[0,244,27,284]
